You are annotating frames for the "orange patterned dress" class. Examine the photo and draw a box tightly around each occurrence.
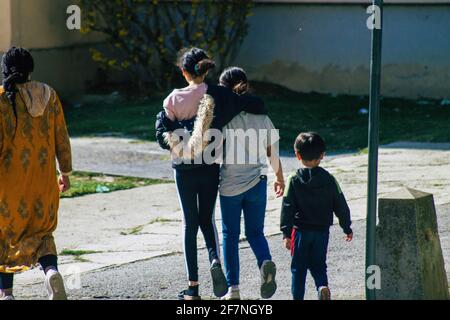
[0,81,72,273]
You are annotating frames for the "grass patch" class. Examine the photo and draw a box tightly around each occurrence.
[120,225,145,236]
[148,217,174,224]
[74,256,91,263]
[62,171,170,198]
[120,217,178,235]
[60,249,100,263]
[60,249,101,256]
[66,96,163,139]
[357,147,369,155]
[65,82,450,152]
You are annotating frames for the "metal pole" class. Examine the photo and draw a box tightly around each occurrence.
[366,0,383,301]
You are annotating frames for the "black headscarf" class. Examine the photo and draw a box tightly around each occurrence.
[1,47,35,117]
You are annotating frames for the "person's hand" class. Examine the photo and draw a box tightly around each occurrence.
[274,180,285,198]
[58,175,71,193]
[284,238,291,250]
[344,233,353,242]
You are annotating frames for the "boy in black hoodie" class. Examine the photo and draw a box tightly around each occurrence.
[280,132,353,300]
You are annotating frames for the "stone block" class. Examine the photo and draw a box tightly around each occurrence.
[375,188,449,300]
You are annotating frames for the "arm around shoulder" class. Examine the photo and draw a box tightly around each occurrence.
[239,94,267,115]
[208,85,266,129]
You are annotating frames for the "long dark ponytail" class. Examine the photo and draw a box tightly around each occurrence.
[1,47,35,117]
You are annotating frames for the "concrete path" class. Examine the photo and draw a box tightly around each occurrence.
[70,137,173,180]
[14,204,450,300]
[13,138,450,293]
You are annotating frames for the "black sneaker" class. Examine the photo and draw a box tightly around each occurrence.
[260,260,277,299]
[178,286,201,300]
[210,262,228,298]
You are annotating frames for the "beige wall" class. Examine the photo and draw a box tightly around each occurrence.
[2,1,450,99]
[9,0,101,48]
[29,46,101,99]
[0,0,12,51]
[0,0,103,99]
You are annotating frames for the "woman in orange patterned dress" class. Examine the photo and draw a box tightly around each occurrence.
[0,47,72,300]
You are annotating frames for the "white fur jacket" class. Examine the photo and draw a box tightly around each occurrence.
[162,94,216,161]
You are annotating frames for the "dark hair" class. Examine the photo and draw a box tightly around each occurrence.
[294,132,326,161]
[178,47,215,78]
[219,67,249,95]
[1,47,34,116]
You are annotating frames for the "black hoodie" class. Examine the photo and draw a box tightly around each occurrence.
[280,166,352,238]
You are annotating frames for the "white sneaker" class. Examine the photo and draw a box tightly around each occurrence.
[45,270,68,300]
[0,294,15,300]
[318,286,331,300]
[221,287,241,300]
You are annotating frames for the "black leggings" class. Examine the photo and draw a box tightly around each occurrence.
[0,255,58,290]
[175,164,220,282]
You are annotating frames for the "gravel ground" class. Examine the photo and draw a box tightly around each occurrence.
[15,205,450,300]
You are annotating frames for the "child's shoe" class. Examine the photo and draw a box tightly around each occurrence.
[318,286,331,300]
[221,287,241,300]
[210,262,228,297]
[260,260,277,299]
[45,269,67,300]
[178,285,201,300]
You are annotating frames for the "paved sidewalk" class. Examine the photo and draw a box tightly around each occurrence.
[13,138,450,291]
[14,204,450,300]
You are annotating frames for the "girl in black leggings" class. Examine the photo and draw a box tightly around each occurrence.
[156,48,267,300]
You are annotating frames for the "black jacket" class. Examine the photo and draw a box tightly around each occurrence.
[280,167,352,238]
[206,85,266,129]
[155,85,267,170]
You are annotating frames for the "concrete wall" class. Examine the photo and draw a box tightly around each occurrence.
[236,4,450,98]
[0,0,12,52]
[0,0,102,99]
[9,0,101,48]
[1,1,449,99]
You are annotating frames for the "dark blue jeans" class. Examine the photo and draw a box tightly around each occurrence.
[291,228,329,300]
[220,179,272,287]
[175,165,221,282]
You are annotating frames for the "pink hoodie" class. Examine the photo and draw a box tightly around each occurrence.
[163,83,208,121]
